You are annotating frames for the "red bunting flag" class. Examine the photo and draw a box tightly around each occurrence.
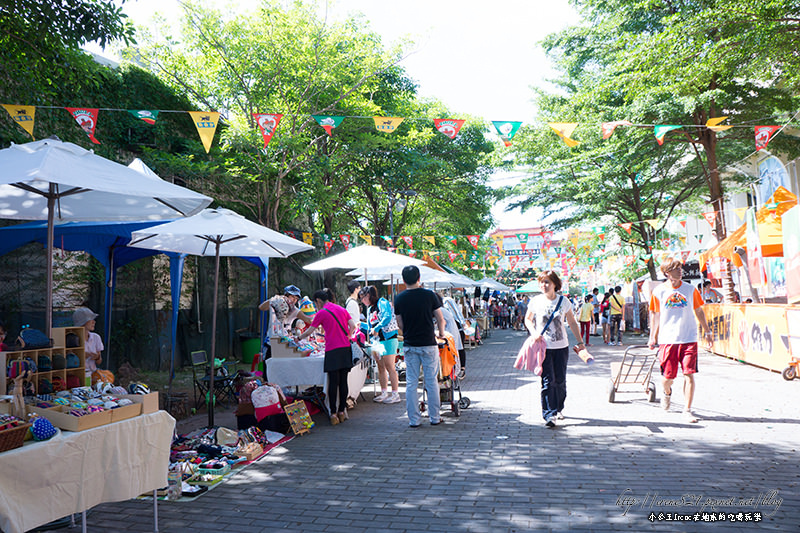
[619,222,633,234]
[601,120,632,139]
[339,234,350,249]
[755,125,780,151]
[433,118,466,139]
[447,250,459,262]
[65,107,100,144]
[681,251,690,262]
[702,211,717,228]
[324,239,334,254]
[401,236,413,248]
[467,235,479,249]
[253,113,282,148]
[509,256,520,270]
[408,250,417,258]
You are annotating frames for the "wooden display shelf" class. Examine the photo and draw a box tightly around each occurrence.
[1,327,86,396]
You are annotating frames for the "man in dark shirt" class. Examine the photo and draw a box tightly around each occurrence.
[394,265,446,427]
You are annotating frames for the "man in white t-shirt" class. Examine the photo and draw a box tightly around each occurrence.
[648,259,713,423]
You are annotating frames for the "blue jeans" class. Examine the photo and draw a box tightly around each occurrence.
[541,346,569,421]
[404,345,440,425]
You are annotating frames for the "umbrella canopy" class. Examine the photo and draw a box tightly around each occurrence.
[303,245,424,271]
[701,186,797,269]
[347,264,462,287]
[0,138,212,333]
[516,280,542,293]
[128,208,313,428]
[478,277,511,291]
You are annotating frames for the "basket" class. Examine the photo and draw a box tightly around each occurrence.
[0,423,31,453]
[198,462,230,476]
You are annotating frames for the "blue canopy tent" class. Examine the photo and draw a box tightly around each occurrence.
[0,220,269,385]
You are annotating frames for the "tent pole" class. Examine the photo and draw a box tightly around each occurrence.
[45,188,55,336]
[208,241,221,429]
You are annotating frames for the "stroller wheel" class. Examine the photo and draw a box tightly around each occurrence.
[782,366,797,381]
[458,397,470,409]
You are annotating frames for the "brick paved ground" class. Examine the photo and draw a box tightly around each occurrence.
[89,328,799,532]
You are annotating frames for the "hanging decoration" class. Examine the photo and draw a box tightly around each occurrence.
[755,125,780,151]
[601,120,632,139]
[65,107,100,144]
[253,113,283,148]
[2,105,35,138]
[467,235,480,249]
[373,116,404,133]
[360,235,373,246]
[446,235,458,246]
[422,235,436,246]
[311,115,344,136]
[188,111,220,153]
[492,121,522,146]
[654,125,682,145]
[381,236,393,246]
[447,250,459,262]
[400,236,413,248]
[302,232,313,246]
[702,211,717,228]
[706,116,733,132]
[433,118,465,139]
[619,222,632,234]
[128,109,159,125]
[339,234,351,249]
[548,122,580,147]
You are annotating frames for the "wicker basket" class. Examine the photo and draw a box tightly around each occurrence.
[0,423,31,453]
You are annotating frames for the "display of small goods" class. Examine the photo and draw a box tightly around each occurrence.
[281,332,323,357]
[284,399,314,435]
[0,414,32,453]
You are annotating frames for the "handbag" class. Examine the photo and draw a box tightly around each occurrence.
[324,309,364,365]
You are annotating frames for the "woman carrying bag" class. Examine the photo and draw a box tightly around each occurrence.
[359,286,401,404]
[523,271,584,428]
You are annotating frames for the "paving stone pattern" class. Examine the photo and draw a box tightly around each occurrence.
[91,328,799,532]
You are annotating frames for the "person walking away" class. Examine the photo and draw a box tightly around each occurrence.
[608,285,625,346]
[297,289,356,425]
[591,288,600,335]
[648,259,713,423]
[394,265,446,427]
[524,271,585,428]
[599,291,611,344]
[579,295,593,346]
[359,285,401,404]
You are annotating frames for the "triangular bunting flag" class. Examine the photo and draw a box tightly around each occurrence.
[681,251,690,262]
[382,236,393,246]
[734,207,748,221]
[3,105,36,138]
[661,238,671,249]
[324,240,334,254]
[706,116,733,132]
[755,125,780,151]
[188,111,220,153]
[253,113,282,148]
[459,250,467,260]
[654,125,682,145]
[491,121,523,146]
[678,218,687,228]
[373,117,404,133]
[311,115,344,136]
[446,235,458,246]
[646,219,660,230]
[433,118,465,139]
[467,235,479,249]
[548,122,581,147]
[422,236,436,246]
[702,211,717,228]
[509,256,520,270]
[447,250,459,262]
[128,109,159,125]
[302,232,313,245]
[339,234,351,249]
[516,233,528,250]
[65,107,100,144]
[400,236,413,248]
[620,222,633,234]
[601,120,632,140]
[360,235,373,246]
[408,249,417,258]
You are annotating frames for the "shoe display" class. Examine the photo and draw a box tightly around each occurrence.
[373,392,389,403]
[661,393,671,411]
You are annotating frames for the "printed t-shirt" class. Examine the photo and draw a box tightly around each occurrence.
[649,281,703,344]
[311,303,352,351]
[527,294,570,350]
[394,287,441,347]
[609,293,624,315]
[579,302,593,322]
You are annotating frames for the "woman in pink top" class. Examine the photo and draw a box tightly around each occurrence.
[298,288,356,425]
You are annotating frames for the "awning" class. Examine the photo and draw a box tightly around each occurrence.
[701,186,797,269]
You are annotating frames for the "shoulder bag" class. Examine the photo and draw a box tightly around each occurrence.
[324,309,364,365]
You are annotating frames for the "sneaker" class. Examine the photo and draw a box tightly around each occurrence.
[384,392,401,404]
[684,410,698,423]
[545,417,556,428]
[661,393,671,411]
[457,369,466,381]
[556,412,565,420]
[373,392,389,403]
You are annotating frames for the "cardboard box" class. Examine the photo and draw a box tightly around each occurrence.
[28,405,113,432]
[119,392,159,414]
[110,401,142,422]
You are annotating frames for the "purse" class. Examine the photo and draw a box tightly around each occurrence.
[324,309,364,365]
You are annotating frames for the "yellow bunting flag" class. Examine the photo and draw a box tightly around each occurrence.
[646,219,660,230]
[2,105,36,138]
[548,122,580,147]
[706,116,733,132]
[734,207,748,221]
[360,235,373,246]
[373,117,404,133]
[422,236,436,247]
[188,111,220,153]
[302,232,313,245]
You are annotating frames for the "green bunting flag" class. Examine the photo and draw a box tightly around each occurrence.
[312,115,344,136]
[128,110,159,125]
[491,121,522,146]
[654,125,682,145]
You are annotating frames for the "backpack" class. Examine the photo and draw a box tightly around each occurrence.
[18,328,52,349]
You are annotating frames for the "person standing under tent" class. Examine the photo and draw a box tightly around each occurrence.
[297,288,356,425]
[648,259,713,423]
[359,285,401,404]
[524,270,585,428]
[394,265,446,427]
[608,285,625,346]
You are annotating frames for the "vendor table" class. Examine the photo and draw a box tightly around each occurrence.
[0,410,174,533]
[265,356,370,414]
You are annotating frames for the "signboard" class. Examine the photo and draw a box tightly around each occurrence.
[783,205,800,304]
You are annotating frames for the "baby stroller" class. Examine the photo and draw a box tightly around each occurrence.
[420,333,471,416]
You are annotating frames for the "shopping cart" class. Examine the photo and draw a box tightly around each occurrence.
[608,345,658,403]
[420,333,470,416]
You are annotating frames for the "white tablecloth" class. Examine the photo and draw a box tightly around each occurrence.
[0,411,175,533]
[265,356,369,402]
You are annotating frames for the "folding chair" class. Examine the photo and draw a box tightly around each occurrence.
[191,350,238,409]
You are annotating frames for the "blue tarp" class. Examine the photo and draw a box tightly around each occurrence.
[0,220,269,383]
